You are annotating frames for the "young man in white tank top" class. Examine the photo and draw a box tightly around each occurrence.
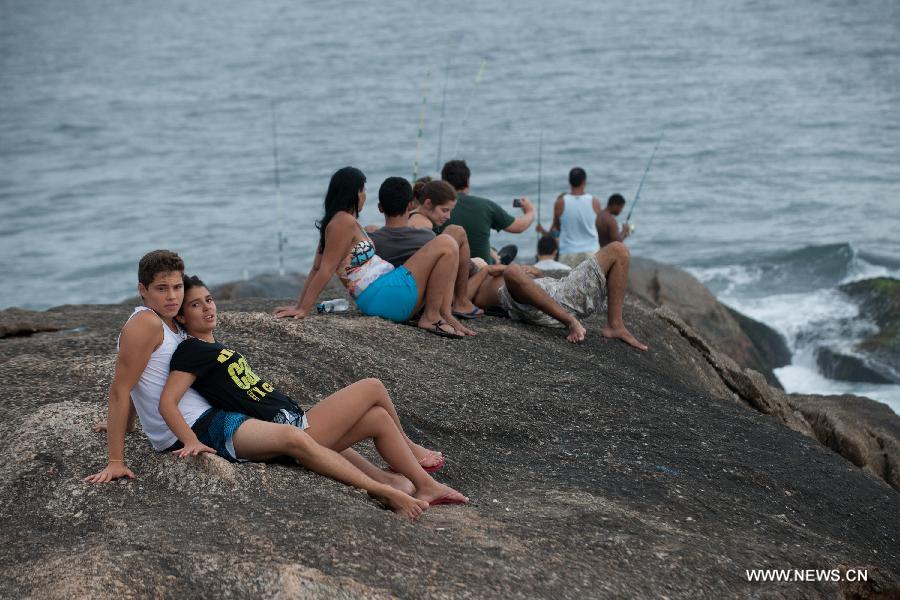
[86,250,209,482]
[536,167,602,267]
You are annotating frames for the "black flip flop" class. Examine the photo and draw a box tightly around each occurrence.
[423,320,464,339]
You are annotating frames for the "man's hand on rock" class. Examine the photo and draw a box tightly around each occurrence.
[85,463,136,484]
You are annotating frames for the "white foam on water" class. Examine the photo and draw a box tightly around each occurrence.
[775,363,900,416]
[841,247,900,284]
[686,264,762,297]
[721,288,866,353]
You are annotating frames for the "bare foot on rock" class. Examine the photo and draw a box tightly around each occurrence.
[409,442,443,470]
[602,326,648,351]
[414,482,469,507]
[566,319,587,343]
[381,489,429,520]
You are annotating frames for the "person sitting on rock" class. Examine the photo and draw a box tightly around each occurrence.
[274,166,473,338]
[85,251,466,520]
[371,177,484,319]
[470,243,648,350]
[161,275,468,516]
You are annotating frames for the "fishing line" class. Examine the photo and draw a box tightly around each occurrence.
[412,68,432,182]
[450,59,487,158]
[270,100,286,276]
[536,126,543,243]
[625,130,664,224]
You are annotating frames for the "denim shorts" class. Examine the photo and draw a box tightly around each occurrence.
[186,408,308,462]
[354,266,419,323]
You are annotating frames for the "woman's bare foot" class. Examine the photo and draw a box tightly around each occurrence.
[417,316,464,338]
[409,442,443,469]
[414,481,469,506]
[602,326,648,351]
[382,471,416,496]
[380,488,429,520]
[443,312,475,336]
[565,318,587,343]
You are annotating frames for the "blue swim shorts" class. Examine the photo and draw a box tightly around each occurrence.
[187,408,308,462]
[354,266,419,323]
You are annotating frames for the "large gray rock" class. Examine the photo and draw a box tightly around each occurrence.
[839,277,900,383]
[628,257,790,388]
[788,394,900,492]
[0,300,897,598]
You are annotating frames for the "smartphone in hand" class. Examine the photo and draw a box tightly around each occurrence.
[512,198,522,208]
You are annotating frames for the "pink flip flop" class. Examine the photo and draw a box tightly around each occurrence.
[388,455,445,474]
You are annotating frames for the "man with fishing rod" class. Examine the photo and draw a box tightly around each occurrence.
[598,132,664,247]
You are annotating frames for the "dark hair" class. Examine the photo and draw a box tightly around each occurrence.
[317,167,366,252]
[441,160,470,191]
[138,250,184,287]
[569,167,586,188]
[607,193,626,207]
[537,235,558,257]
[178,275,207,315]
[420,180,457,207]
[378,177,413,217]
[412,176,432,202]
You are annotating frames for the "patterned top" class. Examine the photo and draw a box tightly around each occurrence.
[337,224,394,298]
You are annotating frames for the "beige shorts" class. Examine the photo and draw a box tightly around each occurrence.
[497,256,607,328]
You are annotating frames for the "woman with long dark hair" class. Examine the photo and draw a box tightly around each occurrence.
[275,167,473,338]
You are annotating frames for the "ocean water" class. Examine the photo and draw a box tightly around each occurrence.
[1,0,898,410]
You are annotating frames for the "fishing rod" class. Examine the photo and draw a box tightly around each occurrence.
[434,53,452,174]
[450,59,487,158]
[412,68,432,182]
[536,127,543,239]
[270,100,286,276]
[625,130,664,225]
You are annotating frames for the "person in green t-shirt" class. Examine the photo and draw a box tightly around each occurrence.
[439,160,535,264]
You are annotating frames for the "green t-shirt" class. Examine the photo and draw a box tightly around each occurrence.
[441,192,515,263]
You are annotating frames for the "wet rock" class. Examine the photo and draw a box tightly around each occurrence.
[840,277,900,382]
[0,300,898,598]
[816,347,893,384]
[629,257,789,388]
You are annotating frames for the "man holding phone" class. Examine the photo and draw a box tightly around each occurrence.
[440,160,535,264]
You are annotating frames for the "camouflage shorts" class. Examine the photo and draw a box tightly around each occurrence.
[497,256,607,328]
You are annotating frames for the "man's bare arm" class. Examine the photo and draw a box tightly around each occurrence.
[85,312,161,483]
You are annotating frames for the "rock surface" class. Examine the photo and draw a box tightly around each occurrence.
[1,300,898,599]
[840,277,900,383]
[628,257,791,388]
[816,347,893,384]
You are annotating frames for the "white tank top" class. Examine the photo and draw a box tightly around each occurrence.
[558,193,599,254]
[119,306,212,451]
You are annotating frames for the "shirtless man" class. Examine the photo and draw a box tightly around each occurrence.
[471,243,648,350]
[596,193,633,247]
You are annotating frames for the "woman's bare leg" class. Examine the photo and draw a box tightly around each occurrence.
[403,235,471,335]
[341,448,414,495]
[307,379,442,468]
[441,224,479,314]
[314,405,466,505]
[231,419,428,519]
